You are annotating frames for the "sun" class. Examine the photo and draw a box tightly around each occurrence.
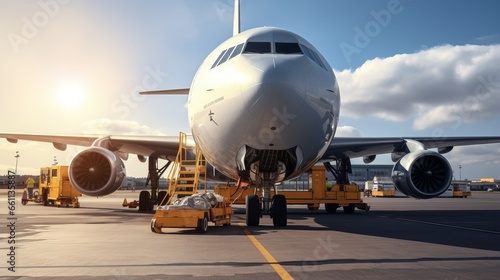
[57,83,84,109]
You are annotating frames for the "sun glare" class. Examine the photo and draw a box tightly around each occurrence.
[57,83,84,109]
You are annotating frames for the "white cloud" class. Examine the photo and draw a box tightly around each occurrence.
[443,143,500,179]
[336,44,500,131]
[336,126,362,137]
[446,143,500,165]
[80,119,166,136]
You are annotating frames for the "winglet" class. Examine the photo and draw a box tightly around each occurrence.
[233,0,240,36]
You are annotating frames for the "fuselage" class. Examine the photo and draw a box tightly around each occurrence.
[187,27,340,185]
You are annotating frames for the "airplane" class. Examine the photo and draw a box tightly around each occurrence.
[2,0,500,227]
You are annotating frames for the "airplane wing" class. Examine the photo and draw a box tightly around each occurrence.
[0,132,181,160]
[321,136,500,199]
[5,132,500,163]
[322,136,500,160]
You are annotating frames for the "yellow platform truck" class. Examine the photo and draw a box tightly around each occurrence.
[215,165,370,214]
[151,194,232,233]
[38,165,81,207]
[452,182,471,198]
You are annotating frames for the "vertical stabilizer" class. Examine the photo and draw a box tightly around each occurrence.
[233,0,240,36]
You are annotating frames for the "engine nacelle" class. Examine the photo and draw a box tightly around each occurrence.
[69,147,126,196]
[392,150,452,199]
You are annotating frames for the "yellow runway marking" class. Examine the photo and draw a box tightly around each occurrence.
[239,223,293,280]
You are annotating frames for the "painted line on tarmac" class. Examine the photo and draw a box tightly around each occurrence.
[395,217,500,235]
[238,223,293,280]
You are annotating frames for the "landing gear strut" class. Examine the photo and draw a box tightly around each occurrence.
[138,156,171,212]
[324,158,352,185]
[324,158,360,214]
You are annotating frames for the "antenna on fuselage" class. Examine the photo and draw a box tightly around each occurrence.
[233,0,240,36]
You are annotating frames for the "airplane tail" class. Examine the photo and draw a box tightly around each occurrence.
[233,0,240,36]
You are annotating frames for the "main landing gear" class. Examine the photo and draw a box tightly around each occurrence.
[138,156,171,212]
[245,185,287,227]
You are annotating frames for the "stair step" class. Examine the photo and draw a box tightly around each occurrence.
[175,184,196,188]
[173,191,197,195]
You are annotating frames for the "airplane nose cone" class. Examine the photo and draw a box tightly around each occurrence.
[242,56,306,117]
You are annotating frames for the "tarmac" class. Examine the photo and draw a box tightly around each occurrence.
[1,189,500,279]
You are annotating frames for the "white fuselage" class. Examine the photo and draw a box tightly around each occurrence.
[187,27,340,184]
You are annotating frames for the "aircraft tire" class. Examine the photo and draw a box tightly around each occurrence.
[139,191,151,212]
[272,194,287,227]
[158,191,168,206]
[246,194,260,226]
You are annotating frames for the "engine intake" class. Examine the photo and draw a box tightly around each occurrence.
[392,150,452,199]
[69,147,126,196]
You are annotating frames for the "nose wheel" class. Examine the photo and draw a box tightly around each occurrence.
[245,193,287,227]
[245,194,260,226]
[271,194,287,227]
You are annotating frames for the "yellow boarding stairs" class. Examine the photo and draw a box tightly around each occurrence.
[151,132,232,233]
[164,132,206,205]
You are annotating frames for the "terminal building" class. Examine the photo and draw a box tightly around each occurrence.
[325,164,499,192]
[324,164,393,187]
[349,164,393,184]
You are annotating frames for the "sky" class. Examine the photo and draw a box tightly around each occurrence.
[1,0,500,180]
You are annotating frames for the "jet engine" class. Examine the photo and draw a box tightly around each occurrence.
[69,147,126,196]
[392,150,452,199]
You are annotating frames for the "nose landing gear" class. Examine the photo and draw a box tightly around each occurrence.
[245,185,287,227]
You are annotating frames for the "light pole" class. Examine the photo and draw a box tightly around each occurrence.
[14,151,20,174]
[459,164,462,181]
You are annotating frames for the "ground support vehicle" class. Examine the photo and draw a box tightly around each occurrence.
[122,198,140,208]
[452,182,471,198]
[150,200,232,233]
[364,177,396,197]
[22,165,81,207]
[215,165,370,214]
[150,132,232,233]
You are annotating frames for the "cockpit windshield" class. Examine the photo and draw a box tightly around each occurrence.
[211,43,244,69]
[243,42,272,54]
[211,38,327,72]
[275,42,303,54]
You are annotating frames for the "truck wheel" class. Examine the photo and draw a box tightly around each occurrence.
[42,188,49,206]
[343,204,355,214]
[307,204,319,210]
[197,215,208,233]
[325,203,338,214]
[246,194,260,226]
[150,219,162,233]
[272,195,287,227]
